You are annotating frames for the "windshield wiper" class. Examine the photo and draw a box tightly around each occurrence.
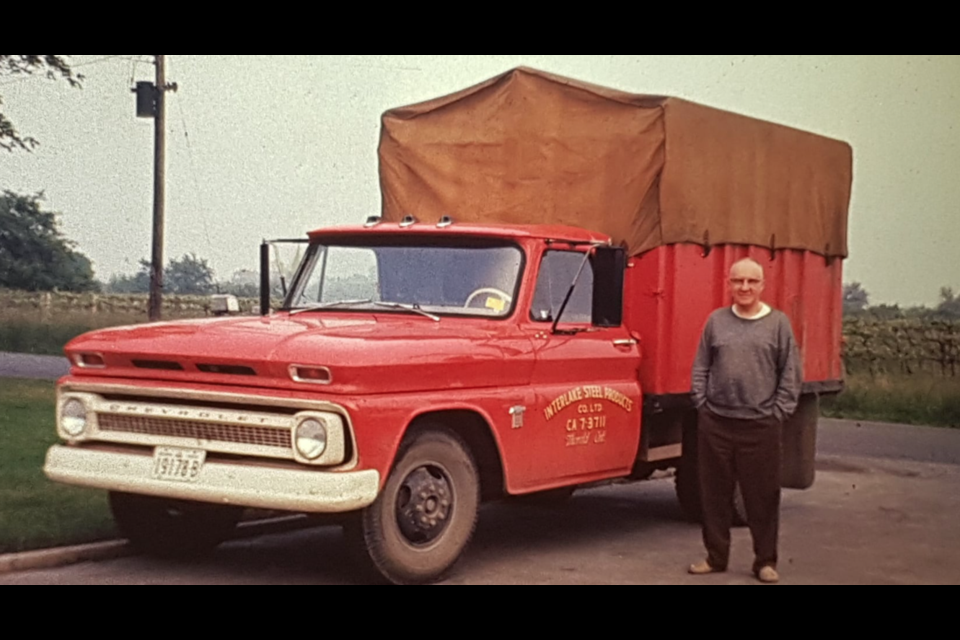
[288,299,440,321]
[288,299,373,315]
[369,301,440,322]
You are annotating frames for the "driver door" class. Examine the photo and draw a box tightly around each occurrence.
[509,248,642,492]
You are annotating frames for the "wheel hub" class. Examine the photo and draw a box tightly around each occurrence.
[396,466,453,545]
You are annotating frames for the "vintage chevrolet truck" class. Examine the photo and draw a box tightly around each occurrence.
[44,68,852,584]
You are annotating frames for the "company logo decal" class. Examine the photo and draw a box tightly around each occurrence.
[542,385,635,448]
[542,385,634,421]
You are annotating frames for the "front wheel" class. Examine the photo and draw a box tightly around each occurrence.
[109,492,243,558]
[351,428,480,584]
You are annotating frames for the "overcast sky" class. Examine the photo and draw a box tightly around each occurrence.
[1,55,957,307]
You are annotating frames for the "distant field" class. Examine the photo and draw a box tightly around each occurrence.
[0,289,258,355]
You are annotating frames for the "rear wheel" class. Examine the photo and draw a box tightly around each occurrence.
[109,492,242,558]
[350,427,480,585]
[676,412,703,522]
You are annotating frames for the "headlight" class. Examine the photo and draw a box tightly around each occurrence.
[61,398,88,437]
[295,418,328,460]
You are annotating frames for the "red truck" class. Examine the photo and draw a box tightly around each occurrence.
[44,68,852,584]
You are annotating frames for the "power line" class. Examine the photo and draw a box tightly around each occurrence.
[72,55,148,68]
[175,92,215,262]
[0,55,150,86]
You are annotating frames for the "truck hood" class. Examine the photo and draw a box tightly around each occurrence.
[65,314,535,395]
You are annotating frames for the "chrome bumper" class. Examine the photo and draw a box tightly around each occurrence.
[44,445,380,513]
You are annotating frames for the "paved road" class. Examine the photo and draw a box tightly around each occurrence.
[0,352,69,380]
[818,418,960,465]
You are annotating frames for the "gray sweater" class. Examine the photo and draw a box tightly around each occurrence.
[691,307,803,422]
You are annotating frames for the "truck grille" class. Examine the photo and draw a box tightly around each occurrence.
[97,414,290,449]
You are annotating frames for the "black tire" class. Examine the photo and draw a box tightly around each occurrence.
[352,427,480,585]
[675,413,702,522]
[781,393,819,490]
[675,465,702,523]
[109,491,243,558]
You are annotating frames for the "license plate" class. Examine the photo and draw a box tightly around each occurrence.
[152,446,205,483]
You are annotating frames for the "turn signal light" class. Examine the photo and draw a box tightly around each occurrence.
[74,353,105,368]
[290,365,332,384]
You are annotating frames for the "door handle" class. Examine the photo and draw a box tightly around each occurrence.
[613,338,637,346]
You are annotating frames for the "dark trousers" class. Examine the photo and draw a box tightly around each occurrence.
[698,407,782,573]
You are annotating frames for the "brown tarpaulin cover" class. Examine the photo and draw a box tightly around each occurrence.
[378,67,852,258]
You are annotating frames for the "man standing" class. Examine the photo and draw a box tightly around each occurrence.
[688,257,803,584]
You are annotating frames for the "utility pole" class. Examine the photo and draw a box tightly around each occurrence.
[148,54,166,321]
[134,55,177,321]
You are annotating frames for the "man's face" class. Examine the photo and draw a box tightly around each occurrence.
[728,261,765,309]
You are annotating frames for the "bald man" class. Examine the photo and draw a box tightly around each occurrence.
[688,257,802,584]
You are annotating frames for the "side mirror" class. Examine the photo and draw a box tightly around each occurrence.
[592,246,626,327]
[261,237,311,315]
[260,241,271,316]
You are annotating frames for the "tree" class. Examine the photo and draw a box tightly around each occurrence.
[842,282,870,316]
[0,190,98,292]
[218,269,260,298]
[903,305,935,320]
[107,260,151,293]
[937,287,960,319]
[106,254,215,296]
[868,304,904,321]
[166,253,215,295]
[1,55,83,152]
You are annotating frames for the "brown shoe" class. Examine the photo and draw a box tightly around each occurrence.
[756,566,780,583]
[688,560,725,575]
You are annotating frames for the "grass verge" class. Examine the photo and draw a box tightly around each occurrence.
[0,379,116,554]
[821,373,960,428]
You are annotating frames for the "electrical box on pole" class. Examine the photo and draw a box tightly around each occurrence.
[134,81,158,118]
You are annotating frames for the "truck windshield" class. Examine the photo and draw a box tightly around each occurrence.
[284,238,524,319]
